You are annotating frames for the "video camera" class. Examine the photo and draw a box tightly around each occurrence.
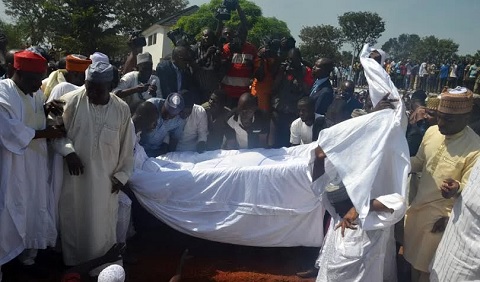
[215,0,239,21]
[167,28,195,47]
[129,30,146,48]
[261,37,281,58]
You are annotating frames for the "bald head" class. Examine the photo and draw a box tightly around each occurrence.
[340,80,355,100]
[238,92,258,111]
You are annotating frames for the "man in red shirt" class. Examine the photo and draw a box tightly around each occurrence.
[221,30,256,108]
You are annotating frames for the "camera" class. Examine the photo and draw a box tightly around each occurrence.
[215,0,239,21]
[261,37,281,58]
[167,28,195,47]
[129,30,146,48]
[280,60,295,74]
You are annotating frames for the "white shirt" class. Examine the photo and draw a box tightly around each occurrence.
[449,64,458,78]
[176,104,209,151]
[115,71,161,107]
[226,115,250,149]
[290,114,322,145]
[419,62,428,77]
[47,82,80,103]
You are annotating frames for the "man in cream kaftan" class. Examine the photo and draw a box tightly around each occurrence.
[404,87,480,281]
[55,62,134,266]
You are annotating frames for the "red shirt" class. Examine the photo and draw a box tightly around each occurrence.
[221,42,257,98]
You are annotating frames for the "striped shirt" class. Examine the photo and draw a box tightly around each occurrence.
[430,158,480,281]
[221,42,257,98]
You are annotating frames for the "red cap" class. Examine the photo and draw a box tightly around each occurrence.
[14,50,47,74]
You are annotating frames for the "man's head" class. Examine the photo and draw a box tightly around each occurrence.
[297,97,315,125]
[90,52,109,64]
[132,101,159,133]
[136,52,153,82]
[12,50,47,94]
[5,49,21,78]
[65,54,91,86]
[222,27,234,44]
[201,28,215,47]
[312,58,334,79]
[287,48,302,69]
[411,90,427,111]
[208,89,227,113]
[162,92,185,120]
[179,90,195,119]
[437,87,473,135]
[340,80,355,100]
[237,92,258,122]
[172,46,192,71]
[85,61,114,105]
[369,49,386,66]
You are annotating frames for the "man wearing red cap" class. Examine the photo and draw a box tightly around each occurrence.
[0,50,65,279]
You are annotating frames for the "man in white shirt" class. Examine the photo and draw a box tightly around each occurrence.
[176,90,208,153]
[290,97,326,146]
[419,62,428,91]
[115,52,161,113]
[448,61,458,88]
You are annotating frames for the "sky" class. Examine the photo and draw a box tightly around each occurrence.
[1,0,479,54]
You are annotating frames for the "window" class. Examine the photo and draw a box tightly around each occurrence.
[148,35,153,46]
[152,33,157,45]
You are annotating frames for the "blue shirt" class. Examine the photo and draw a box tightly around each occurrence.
[310,77,329,97]
[440,64,449,79]
[140,98,185,157]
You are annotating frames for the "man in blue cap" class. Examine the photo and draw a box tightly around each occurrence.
[53,61,134,268]
[140,92,186,157]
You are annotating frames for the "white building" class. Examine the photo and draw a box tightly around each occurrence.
[142,5,199,65]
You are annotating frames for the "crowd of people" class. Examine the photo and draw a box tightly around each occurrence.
[0,2,480,282]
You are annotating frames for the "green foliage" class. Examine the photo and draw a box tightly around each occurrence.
[2,0,186,59]
[114,0,188,33]
[338,11,385,57]
[381,34,421,60]
[0,19,29,49]
[382,34,459,64]
[175,0,290,47]
[298,24,344,63]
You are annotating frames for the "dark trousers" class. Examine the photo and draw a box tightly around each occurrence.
[272,112,297,148]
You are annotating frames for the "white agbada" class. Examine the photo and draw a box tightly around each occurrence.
[0,79,57,266]
[46,82,81,226]
[312,44,410,282]
[54,87,134,265]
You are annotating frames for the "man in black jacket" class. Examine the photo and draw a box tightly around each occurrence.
[310,58,334,115]
[156,46,193,99]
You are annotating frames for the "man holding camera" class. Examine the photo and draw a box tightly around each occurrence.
[270,48,313,148]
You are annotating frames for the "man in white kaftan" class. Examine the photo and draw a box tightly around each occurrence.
[0,50,64,279]
[54,62,134,266]
[310,44,410,282]
[430,158,480,281]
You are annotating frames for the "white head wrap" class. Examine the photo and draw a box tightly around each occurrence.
[90,52,110,64]
[97,264,125,282]
[85,61,113,83]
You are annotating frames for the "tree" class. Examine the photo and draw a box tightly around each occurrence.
[3,0,51,46]
[114,0,188,33]
[412,36,458,64]
[298,24,344,63]
[175,0,290,48]
[0,20,29,49]
[381,34,421,60]
[338,11,385,58]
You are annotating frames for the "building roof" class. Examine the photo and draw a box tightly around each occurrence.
[156,5,200,27]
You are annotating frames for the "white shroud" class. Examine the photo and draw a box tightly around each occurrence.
[129,144,325,247]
